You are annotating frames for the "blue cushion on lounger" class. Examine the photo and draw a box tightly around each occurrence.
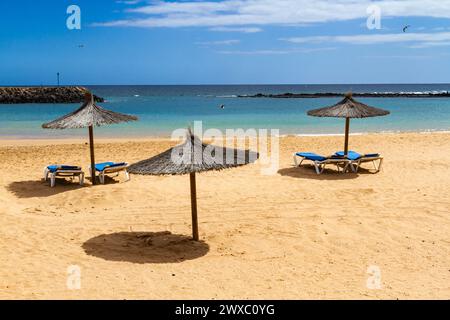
[47,165,81,173]
[335,151,362,161]
[335,151,379,160]
[95,162,127,172]
[296,152,328,162]
[364,153,380,158]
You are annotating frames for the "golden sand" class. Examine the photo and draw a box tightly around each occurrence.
[0,133,449,299]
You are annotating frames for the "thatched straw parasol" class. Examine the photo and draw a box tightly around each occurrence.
[307,92,390,155]
[128,129,259,241]
[42,92,138,184]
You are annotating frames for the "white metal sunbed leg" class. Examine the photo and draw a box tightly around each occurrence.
[43,167,49,181]
[293,154,307,167]
[372,160,378,172]
[99,172,105,184]
[353,160,361,173]
[343,162,351,173]
[50,173,56,187]
[79,173,85,186]
[372,158,383,173]
[293,153,299,166]
[314,161,323,175]
[377,158,384,172]
[347,162,355,173]
[320,163,327,174]
[124,169,130,182]
[352,158,383,173]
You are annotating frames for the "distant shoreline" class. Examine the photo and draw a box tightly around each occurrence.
[239,92,450,98]
[2,85,450,104]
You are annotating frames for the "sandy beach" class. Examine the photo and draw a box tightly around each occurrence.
[0,132,449,299]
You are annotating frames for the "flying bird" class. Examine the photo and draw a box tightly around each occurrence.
[78,44,85,48]
[219,104,225,109]
[403,25,411,33]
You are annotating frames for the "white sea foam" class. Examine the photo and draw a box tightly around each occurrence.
[216,95,238,98]
[292,129,450,137]
[295,132,367,137]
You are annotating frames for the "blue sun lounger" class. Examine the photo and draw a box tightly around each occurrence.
[335,151,383,173]
[293,152,350,174]
[90,162,130,184]
[43,165,85,187]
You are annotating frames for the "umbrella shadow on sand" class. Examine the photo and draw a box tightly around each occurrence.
[277,166,359,180]
[7,179,85,198]
[82,231,210,264]
[278,164,380,180]
[86,175,122,185]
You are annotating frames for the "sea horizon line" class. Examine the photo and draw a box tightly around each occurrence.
[1,82,450,87]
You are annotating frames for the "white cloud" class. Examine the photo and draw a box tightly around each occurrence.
[217,47,336,55]
[409,41,450,48]
[209,27,263,33]
[116,0,141,4]
[218,50,291,55]
[363,54,436,59]
[281,32,450,46]
[94,0,450,28]
[196,39,241,45]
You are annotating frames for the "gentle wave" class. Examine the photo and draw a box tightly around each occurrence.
[216,95,238,98]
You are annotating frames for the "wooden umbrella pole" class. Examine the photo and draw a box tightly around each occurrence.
[344,117,350,156]
[190,172,199,241]
[88,125,97,185]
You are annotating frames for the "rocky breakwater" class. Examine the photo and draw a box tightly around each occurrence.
[0,87,104,104]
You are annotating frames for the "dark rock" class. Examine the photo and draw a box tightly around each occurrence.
[238,91,450,99]
[0,86,104,104]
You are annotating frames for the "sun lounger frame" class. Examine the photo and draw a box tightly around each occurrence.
[349,155,384,173]
[293,153,350,175]
[43,167,85,187]
[90,162,130,184]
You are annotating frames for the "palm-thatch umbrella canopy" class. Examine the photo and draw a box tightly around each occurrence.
[128,129,259,241]
[42,92,138,184]
[307,92,390,155]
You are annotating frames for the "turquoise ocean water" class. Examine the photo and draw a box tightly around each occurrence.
[1,84,450,138]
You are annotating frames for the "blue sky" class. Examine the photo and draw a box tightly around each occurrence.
[1,0,450,85]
